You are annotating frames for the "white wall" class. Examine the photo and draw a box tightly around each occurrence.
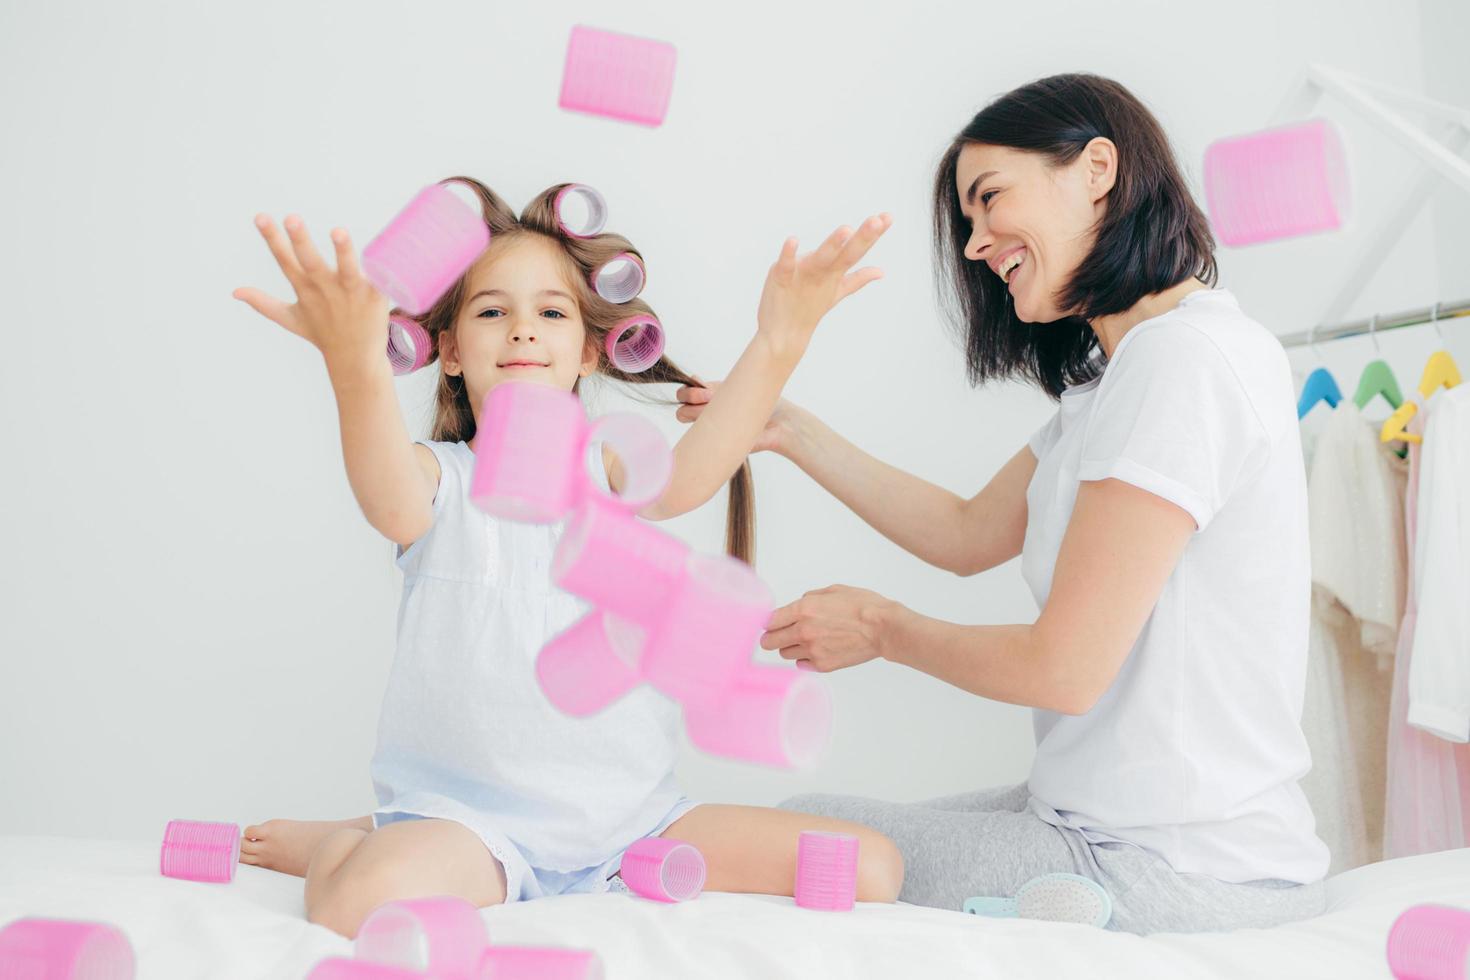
[0,0,1460,839]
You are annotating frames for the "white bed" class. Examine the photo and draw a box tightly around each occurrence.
[2,836,1465,979]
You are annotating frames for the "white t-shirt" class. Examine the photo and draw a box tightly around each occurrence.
[1022,287,1330,885]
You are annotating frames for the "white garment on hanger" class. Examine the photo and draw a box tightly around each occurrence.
[1298,400,1405,873]
[1407,384,1470,744]
[1308,401,1408,663]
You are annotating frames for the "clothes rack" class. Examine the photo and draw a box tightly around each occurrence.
[1278,299,1470,349]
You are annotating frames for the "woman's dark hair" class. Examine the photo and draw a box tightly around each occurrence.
[932,73,1217,399]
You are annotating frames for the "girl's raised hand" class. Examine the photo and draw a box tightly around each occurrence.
[233,214,389,368]
[756,212,892,349]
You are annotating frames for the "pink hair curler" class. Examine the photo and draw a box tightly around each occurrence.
[618,837,707,903]
[591,253,645,304]
[558,26,677,128]
[0,918,135,979]
[470,381,587,523]
[553,184,609,239]
[552,496,689,627]
[386,315,432,376]
[354,895,489,980]
[1202,118,1350,247]
[362,182,491,315]
[536,611,644,717]
[159,819,239,883]
[794,831,860,912]
[1387,904,1470,980]
[582,412,673,511]
[682,664,833,769]
[605,315,664,374]
[307,959,426,980]
[640,552,772,707]
[477,946,604,980]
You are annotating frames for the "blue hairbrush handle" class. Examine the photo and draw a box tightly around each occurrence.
[963,896,1019,918]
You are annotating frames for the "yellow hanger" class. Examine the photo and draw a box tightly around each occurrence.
[1380,304,1463,444]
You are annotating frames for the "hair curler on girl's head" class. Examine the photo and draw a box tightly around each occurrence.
[392,178,755,565]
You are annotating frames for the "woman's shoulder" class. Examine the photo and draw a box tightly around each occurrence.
[1105,290,1296,440]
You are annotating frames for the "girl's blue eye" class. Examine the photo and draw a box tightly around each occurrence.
[477,309,503,318]
[542,310,566,319]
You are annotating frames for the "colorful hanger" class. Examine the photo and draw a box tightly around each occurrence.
[1297,323,1343,419]
[1380,303,1463,444]
[1352,316,1404,411]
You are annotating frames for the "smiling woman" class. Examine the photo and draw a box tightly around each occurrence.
[931,74,1217,397]
[667,72,1335,934]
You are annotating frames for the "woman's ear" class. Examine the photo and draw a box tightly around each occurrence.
[1083,136,1118,204]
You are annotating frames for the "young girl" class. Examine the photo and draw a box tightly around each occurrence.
[230,177,904,937]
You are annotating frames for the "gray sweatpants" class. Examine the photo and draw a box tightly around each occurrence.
[781,784,1326,935]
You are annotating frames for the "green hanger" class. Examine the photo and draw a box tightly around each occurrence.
[1353,316,1404,411]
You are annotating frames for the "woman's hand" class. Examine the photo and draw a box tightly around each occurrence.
[760,584,904,672]
[674,379,800,456]
[233,214,389,370]
[756,213,892,351]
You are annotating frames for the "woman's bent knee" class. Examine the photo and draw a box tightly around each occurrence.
[856,831,905,904]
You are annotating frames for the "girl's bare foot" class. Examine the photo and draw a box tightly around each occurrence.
[240,816,373,878]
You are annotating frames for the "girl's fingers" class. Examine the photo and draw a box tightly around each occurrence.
[232,286,303,337]
[254,214,306,288]
[675,384,711,404]
[835,213,892,270]
[283,214,329,275]
[761,624,801,650]
[674,405,701,423]
[330,227,362,283]
[836,266,885,302]
[812,224,854,265]
[772,237,799,276]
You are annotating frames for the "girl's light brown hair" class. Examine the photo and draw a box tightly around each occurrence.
[398,176,756,565]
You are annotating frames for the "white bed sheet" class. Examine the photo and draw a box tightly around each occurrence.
[2,836,1466,978]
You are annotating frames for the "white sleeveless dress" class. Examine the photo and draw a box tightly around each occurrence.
[369,439,694,901]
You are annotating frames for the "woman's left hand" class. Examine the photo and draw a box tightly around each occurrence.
[760,585,903,672]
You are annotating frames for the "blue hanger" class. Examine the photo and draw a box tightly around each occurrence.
[1297,367,1342,419]
[1296,324,1342,419]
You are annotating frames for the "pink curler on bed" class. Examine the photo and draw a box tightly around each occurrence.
[683,664,833,769]
[470,382,587,523]
[591,253,646,304]
[355,895,489,980]
[558,26,677,128]
[552,496,689,627]
[605,315,665,374]
[159,819,240,883]
[478,946,605,980]
[536,611,645,717]
[0,917,135,979]
[640,552,773,707]
[1386,904,1470,980]
[1202,118,1350,247]
[386,315,432,376]
[794,831,861,912]
[553,184,609,239]
[362,182,491,315]
[618,837,707,903]
[307,958,426,980]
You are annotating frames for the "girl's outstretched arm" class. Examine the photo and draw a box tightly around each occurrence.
[638,213,892,521]
[233,214,437,547]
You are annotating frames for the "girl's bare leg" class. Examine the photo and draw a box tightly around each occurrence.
[302,818,508,939]
[240,815,374,877]
[660,804,904,902]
